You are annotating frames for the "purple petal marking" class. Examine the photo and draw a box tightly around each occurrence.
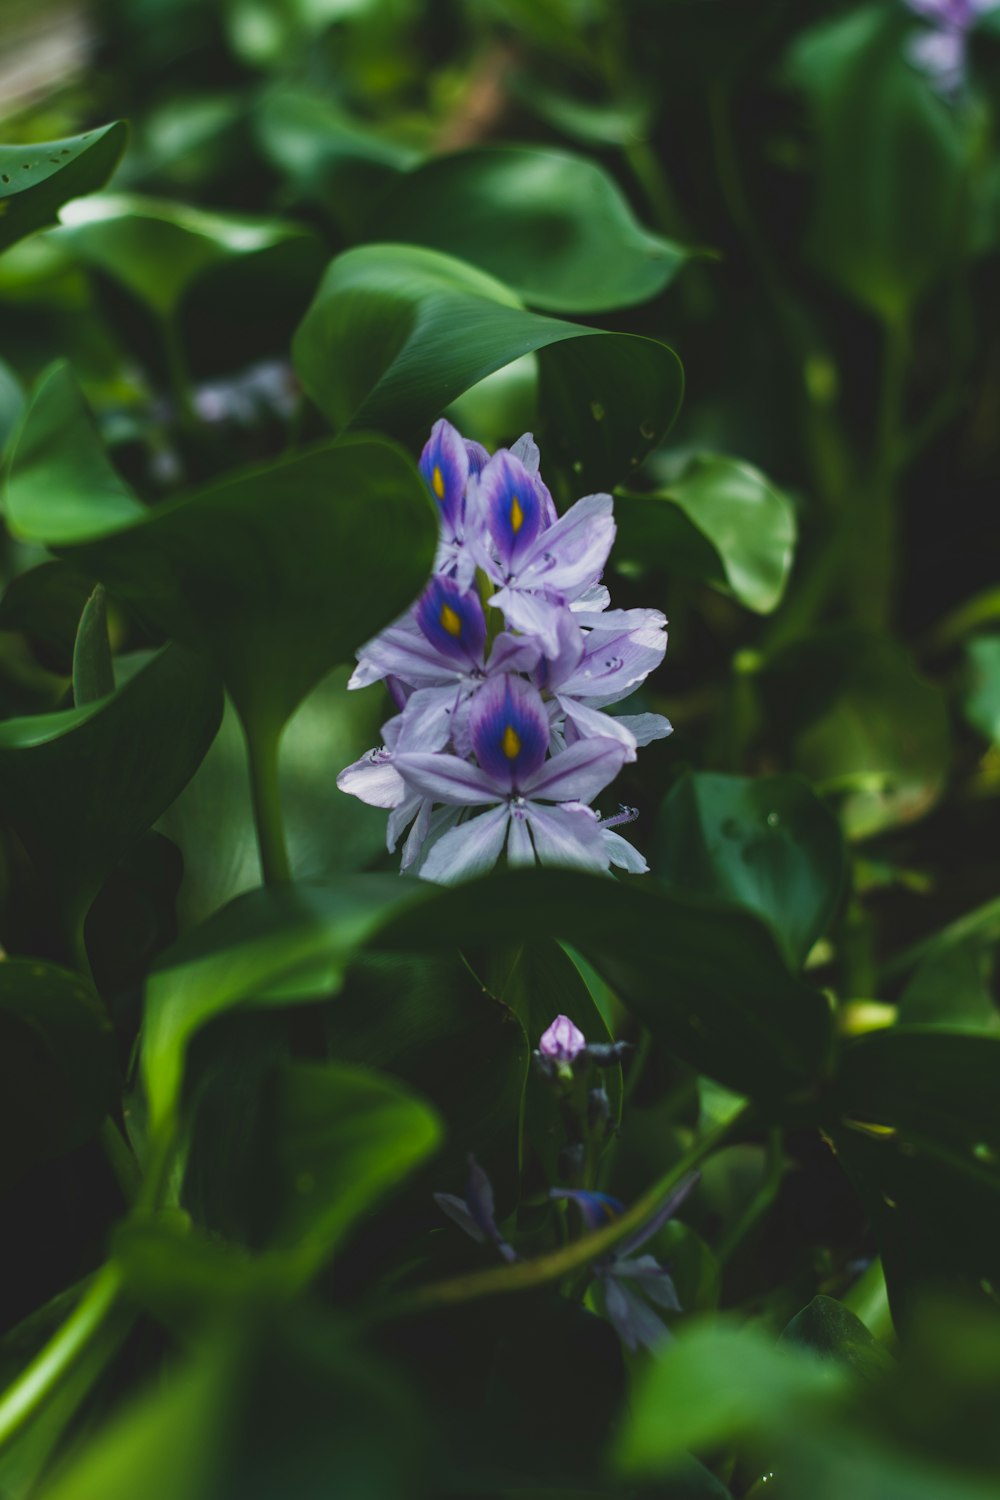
[551,1187,625,1230]
[420,418,469,538]
[394,751,503,806]
[336,749,406,808]
[521,737,628,803]
[477,449,546,568]
[416,575,486,666]
[469,674,549,791]
[419,804,511,883]
[464,438,491,476]
[351,617,467,690]
[524,802,608,871]
[539,1013,587,1063]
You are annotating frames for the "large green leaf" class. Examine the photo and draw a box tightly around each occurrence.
[0,645,222,930]
[780,1295,894,1383]
[829,1028,1000,1321]
[786,6,967,321]
[652,772,847,969]
[292,243,684,490]
[263,1060,442,1278]
[0,962,116,1190]
[51,193,322,321]
[759,628,950,840]
[0,123,126,255]
[615,455,797,614]
[6,368,437,737]
[142,871,833,1134]
[364,146,691,313]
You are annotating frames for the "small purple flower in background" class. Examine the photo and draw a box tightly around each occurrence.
[904,0,999,92]
[337,419,672,883]
[539,1013,588,1065]
[433,1155,518,1263]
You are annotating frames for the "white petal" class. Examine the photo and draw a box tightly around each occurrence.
[336,752,406,808]
[521,738,628,803]
[558,698,638,760]
[507,810,535,867]
[488,587,568,657]
[420,805,511,884]
[614,712,673,747]
[525,803,608,872]
[603,829,648,874]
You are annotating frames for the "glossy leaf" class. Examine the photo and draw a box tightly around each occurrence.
[615,454,797,614]
[830,1028,1000,1321]
[142,870,834,1133]
[72,585,114,705]
[653,772,847,969]
[5,363,145,545]
[0,123,126,255]
[0,644,222,926]
[786,6,967,320]
[0,962,116,1189]
[896,939,999,1033]
[52,194,322,321]
[780,1295,894,1383]
[292,243,684,490]
[263,1060,442,1277]
[365,145,691,313]
[760,628,950,840]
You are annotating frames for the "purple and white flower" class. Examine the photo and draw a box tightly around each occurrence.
[337,420,671,884]
[905,0,999,92]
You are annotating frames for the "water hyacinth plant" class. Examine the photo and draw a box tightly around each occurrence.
[338,420,671,881]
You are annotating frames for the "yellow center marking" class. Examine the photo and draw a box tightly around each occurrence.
[501,724,521,759]
[432,465,445,500]
[439,603,462,638]
[510,495,524,533]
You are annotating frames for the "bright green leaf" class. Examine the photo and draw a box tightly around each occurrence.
[961,635,1000,744]
[780,1295,894,1383]
[0,123,126,255]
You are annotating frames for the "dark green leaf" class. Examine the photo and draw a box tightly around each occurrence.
[0,562,97,659]
[292,243,684,489]
[0,123,126,255]
[263,1060,442,1277]
[0,355,25,452]
[364,146,691,313]
[829,1028,1000,1321]
[781,1295,894,1383]
[52,194,322,321]
[896,939,999,1033]
[0,962,116,1190]
[759,628,950,840]
[653,772,847,969]
[72,585,114,706]
[615,455,797,614]
[786,6,968,320]
[0,644,222,928]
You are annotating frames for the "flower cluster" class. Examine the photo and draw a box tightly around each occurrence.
[905,0,998,92]
[337,420,671,884]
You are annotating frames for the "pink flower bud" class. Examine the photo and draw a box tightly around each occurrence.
[538,1013,586,1064]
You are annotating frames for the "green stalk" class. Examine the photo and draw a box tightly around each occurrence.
[245,719,291,887]
[0,1265,125,1456]
[847,316,909,628]
[389,1105,752,1316]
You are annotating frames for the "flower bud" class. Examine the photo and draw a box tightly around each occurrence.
[538,1013,587,1064]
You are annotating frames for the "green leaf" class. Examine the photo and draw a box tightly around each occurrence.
[6,372,436,736]
[780,1295,894,1383]
[263,1060,442,1277]
[652,772,847,969]
[760,627,950,839]
[615,454,797,614]
[896,939,999,1033]
[0,644,222,929]
[0,123,126,255]
[292,243,684,490]
[364,146,691,313]
[829,1028,1000,1320]
[72,585,114,705]
[51,193,322,321]
[960,634,1000,743]
[5,363,145,545]
[0,561,98,659]
[786,6,968,320]
[0,355,25,452]
[142,870,833,1134]
[0,962,116,1189]
[618,1321,846,1474]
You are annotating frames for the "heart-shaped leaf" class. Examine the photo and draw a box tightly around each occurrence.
[0,645,222,935]
[0,123,126,255]
[615,455,797,614]
[292,243,684,490]
[364,146,692,313]
[0,962,116,1189]
[652,772,847,969]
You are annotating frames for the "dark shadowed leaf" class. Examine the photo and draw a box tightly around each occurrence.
[781,1295,894,1383]
[364,146,692,313]
[0,123,126,255]
[653,772,847,969]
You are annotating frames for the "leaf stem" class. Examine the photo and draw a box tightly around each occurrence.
[245,720,291,886]
[388,1104,753,1317]
[0,1265,124,1456]
[99,1116,142,1205]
